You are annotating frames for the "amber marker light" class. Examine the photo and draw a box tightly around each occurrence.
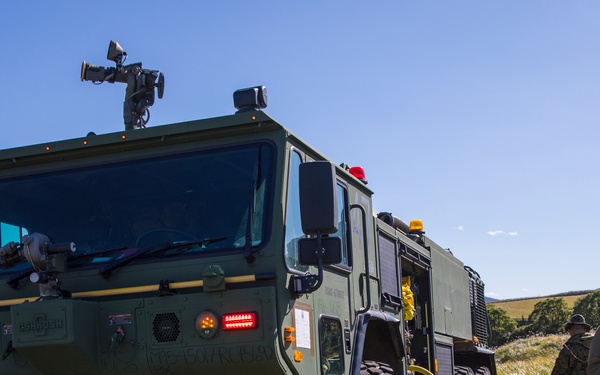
[195,311,219,338]
[284,326,296,343]
[222,312,257,331]
[121,134,127,140]
[45,146,51,151]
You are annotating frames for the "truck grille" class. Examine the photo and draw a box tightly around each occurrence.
[469,277,489,347]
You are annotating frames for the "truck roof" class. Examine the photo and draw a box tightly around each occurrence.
[0,110,374,195]
[0,111,279,162]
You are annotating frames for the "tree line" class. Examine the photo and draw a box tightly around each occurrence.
[486,290,600,347]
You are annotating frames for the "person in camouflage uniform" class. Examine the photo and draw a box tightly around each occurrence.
[550,314,593,375]
[588,326,600,375]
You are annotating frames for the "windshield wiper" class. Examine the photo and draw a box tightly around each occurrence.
[68,246,128,261]
[4,246,128,289]
[100,237,227,278]
[3,246,129,290]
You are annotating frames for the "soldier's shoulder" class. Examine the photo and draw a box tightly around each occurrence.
[570,333,593,342]
[581,333,594,347]
[569,335,593,350]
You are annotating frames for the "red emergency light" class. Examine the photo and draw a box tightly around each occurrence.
[349,166,367,184]
[222,312,258,331]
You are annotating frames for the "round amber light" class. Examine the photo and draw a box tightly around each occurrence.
[195,311,219,338]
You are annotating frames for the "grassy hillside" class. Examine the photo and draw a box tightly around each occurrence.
[488,294,586,320]
[490,292,597,374]
[495,333,569,375]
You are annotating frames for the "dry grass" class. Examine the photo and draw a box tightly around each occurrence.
[491,293,594,374]
[495,334,568,375]
[489,294,585,320]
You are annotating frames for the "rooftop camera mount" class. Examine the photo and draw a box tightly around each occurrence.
[81,40,165,130]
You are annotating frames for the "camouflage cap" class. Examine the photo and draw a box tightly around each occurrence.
[565,314,591,332]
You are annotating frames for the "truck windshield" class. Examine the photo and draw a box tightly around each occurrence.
[0,142,273,272]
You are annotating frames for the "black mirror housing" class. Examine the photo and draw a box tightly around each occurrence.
[299,161,338,235]
[298,237,342,266]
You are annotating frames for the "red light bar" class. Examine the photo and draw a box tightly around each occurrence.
[222,312,258,331]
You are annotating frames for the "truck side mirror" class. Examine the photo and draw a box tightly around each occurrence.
[298,237,342,265]
[293,161,343,294]
[299,161,338,235]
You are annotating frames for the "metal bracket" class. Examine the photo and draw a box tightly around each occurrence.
[292,274,319,294]
[382,292,404,310]
[156,279,175,296]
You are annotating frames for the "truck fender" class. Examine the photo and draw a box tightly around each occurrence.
[350,310,402,375]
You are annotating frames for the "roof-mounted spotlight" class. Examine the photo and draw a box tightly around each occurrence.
[106,40,126,67]
[234,86,268,113]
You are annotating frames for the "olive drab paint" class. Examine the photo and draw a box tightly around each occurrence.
[0,83,495,374]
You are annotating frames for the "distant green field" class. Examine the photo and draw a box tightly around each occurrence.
[488,294,587,320]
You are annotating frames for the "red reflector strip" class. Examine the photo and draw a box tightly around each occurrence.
[222,312,257,331]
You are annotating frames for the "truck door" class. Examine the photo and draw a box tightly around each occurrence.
[283,150,353,375]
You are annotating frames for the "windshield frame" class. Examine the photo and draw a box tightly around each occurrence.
[0,140,276,276]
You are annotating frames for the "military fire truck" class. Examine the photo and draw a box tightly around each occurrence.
[0,42,495,375]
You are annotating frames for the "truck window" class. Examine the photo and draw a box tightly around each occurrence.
[284,151,308,272]
[319,316,344,375]
[0,223,30,275]
[0,143,274,270]
[0,222,28,245]
[333,184,350,267]
[284,152,350,272]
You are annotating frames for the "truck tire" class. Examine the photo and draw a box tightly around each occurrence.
[473,366,491,375]
[360,360,395,375]
[454,366,474,375]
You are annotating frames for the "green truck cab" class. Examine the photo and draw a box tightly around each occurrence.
[0,85,495,375]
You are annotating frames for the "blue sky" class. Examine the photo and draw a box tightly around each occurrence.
[1,2,599,300]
